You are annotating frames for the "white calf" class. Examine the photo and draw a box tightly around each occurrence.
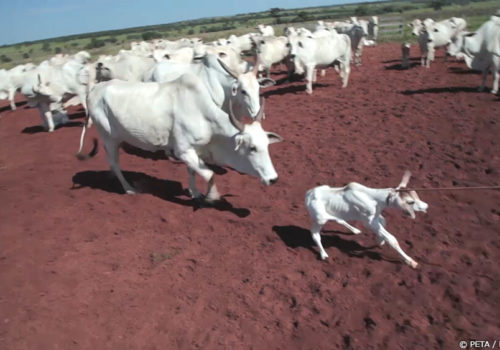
[305,171,428,268]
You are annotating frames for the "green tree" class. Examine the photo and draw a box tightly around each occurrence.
[42,42,51,52]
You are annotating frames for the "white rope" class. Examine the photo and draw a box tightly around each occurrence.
[397,185,500,192]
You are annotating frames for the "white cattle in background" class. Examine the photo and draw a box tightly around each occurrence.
[368,16,379,39]
[228,33,255,53]
[253,35,290,77]
[94,52,156,82]
[77,73,282,202]
[447,15,500,94]
[305,171,428,268]
[144,53,274,121]
[289,30,351,94]
[256,24,275,37]
[20,53,91,132]
[318,20,365,65]
[152,46,198,63]
[130,41,155,54]
[0,63,36,110]
[409,17,467,67]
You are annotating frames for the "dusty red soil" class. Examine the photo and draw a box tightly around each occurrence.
[1,42,500,349]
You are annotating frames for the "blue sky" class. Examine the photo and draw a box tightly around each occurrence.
[0,0,376,46]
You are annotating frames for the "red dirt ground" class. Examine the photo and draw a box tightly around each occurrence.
[1,42,500,349]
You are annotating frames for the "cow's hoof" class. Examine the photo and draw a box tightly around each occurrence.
[126,189,136,195]
[491,89,498,94]
[306,89,313,95]
[352,228,361,235]
[408,260,418,269]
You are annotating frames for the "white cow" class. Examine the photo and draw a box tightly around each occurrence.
[77,74,282,202]
[228,33,255,53]
[289,31,351,94]
[0,63,36,110]
[151,46,197,64]
[144,53,274,121]
[411,17,467,67]
[256,24,275,37]
[305,171,428,268]
[253,35,290,77]
[95,52,156,82]
[20,54,90,132]
[447,15,500,94]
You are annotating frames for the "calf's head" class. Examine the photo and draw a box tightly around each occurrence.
[388,171,429,218]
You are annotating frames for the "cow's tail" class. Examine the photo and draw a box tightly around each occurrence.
[76,121,98,160]
[76,65,98,161]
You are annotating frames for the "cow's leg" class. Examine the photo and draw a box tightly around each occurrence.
[311,221,328,260]
[491,67,499,94]
[369,221,417,268]
[320,69,326,77]
[478,68,488,92]
[340,60,350,88]
[305,65,314,94]
[312,69,317,82]
[103,140,135,194]
[179,148,219,202]
[8,88,16,110]
[39,102,54,132]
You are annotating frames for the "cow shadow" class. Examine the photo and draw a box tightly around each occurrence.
[401,86,480,95]
[272,225,398,263]
[262,83,329,97]
[385,62,420,70]
[71,170,250,217]
[382,57,420,64]
[120,143,228,175]
[21,121,84,134]
[0,101,27,113]
[447,66,480,75]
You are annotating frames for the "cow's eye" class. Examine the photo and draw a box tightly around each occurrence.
[241,89,247,95]
[407,199,415,205]
[250,146,257,152]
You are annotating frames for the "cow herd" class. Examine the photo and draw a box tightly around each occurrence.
[1,12,500,268]
[408,12,500,94]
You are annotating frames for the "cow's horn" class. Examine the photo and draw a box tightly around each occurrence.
[217,57,238,79]
[228,99,244,132]
[256,97,265,122]
[252,56,260,75]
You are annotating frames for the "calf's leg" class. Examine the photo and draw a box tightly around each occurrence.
[369,221,418,268]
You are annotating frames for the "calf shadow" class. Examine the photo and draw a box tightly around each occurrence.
[21,121,84,134]
[273,225,391,262]
[401,86,479,95]
[72,170,250,217]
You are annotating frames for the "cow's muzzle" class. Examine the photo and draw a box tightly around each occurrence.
[263,177,278,186]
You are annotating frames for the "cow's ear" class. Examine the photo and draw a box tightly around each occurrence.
[258,78,275,88]
[234,134,247,151]
[231,83,238,96]
[267,132,283,144]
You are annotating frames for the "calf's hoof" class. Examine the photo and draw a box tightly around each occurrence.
[408,260,418,269]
